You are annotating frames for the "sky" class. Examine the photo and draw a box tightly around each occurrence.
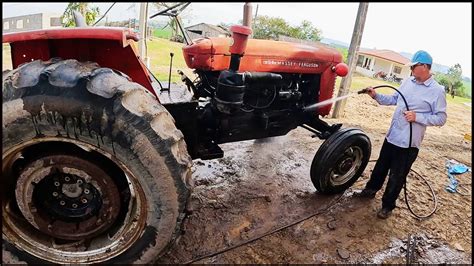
[2,2,472,78]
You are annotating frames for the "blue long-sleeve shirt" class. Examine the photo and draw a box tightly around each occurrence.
[374,75,447,148]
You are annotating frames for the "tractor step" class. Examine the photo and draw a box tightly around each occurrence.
[197,143,224,160]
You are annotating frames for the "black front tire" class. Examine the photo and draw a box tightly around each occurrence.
[310,128,371,194]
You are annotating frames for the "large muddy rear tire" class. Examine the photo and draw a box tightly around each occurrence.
[2,59,193,264]
[310,127,371,194]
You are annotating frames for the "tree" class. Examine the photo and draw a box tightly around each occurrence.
[252,15,323,41]
[62,2,100,27]
[252,15,290,40]
[293,20,322,42]
[434,64,466,98]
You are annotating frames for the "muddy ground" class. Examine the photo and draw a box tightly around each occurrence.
[158,92,472,264]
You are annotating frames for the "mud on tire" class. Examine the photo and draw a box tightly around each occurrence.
[2,59,193,264]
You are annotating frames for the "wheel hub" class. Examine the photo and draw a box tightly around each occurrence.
[330,146,363,185]
[338,158,354,173]
[36,174,102,222]
[15,154,121,240]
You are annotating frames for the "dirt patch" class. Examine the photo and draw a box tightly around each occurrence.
[158,94,471,264]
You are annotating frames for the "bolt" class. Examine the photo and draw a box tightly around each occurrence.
[47,224,53,231]
[81,198,88,204]
[54,181,60,187]
[72,203,78,208]
[84,189,90,194]
[96,219,102,225]
[77,179,83,185]
[52,192,59,197]
[64,176,70,182]
[60,201,66,206]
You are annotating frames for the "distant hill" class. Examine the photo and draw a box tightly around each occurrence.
[320,38,349,49]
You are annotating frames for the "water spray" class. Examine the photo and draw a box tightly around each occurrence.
[303,92,359,112]
[303,86,379,113]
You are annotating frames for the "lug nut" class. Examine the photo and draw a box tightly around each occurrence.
[60,201,66,206]
[52,192,59,197]
[72,203,78,208]
[81,198,88,204]
[54,181,60,187]
[84,189,90,194]
[64,176,70,182]
[77,179,83,185]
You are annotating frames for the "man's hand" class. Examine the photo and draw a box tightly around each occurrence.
[403,111,416,122]
[364,86,376,99]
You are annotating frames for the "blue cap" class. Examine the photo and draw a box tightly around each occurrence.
[406,50,433,66]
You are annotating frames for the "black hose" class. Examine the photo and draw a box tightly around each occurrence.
[369,85,437,219]
[183,193,345,264]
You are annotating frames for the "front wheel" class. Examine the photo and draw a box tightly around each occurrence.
[310,128,371,194]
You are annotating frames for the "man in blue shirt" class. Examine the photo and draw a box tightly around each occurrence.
[355,50,447,219]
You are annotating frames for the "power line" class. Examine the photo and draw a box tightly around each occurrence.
[93,2,116,26]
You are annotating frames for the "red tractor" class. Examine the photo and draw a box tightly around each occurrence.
[2,12,371,264]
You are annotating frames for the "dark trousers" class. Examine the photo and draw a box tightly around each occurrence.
[365,139,419,211]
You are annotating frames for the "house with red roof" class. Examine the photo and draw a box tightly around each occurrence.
[356,48,411,83]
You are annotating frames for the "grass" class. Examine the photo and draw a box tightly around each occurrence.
[335,73,402,94]
[153,27,172,39]
[146,37,194,83]
[446,94,471,105]
[462,80,471,98]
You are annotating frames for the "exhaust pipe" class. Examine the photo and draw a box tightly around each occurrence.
[228,25,252,71]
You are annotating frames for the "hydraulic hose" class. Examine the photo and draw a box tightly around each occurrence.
[360,85,437,219]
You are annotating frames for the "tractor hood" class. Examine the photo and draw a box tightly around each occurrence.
[183,37,343,73]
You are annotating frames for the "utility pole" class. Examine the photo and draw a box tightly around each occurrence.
[243,2,253,30]
[138,2,150,67]
[331,2,369,118]
[254,4,259,20]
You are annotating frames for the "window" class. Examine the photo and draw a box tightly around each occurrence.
[4,22,9,30]
[356,55,364,67]
[16,19,23,29]
[26,19,30,23]
[393,66,402,74]
[50,17,61,27]
[363,58,371,69]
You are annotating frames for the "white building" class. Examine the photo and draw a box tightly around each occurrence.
[3,13,62,33]
[356,49,411,82]
[185,23,231,41]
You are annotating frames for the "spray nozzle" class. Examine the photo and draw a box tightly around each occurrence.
[357,88,369,94]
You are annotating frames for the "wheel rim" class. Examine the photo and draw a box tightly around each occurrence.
[2,138,147,264]
[329,146,363,186]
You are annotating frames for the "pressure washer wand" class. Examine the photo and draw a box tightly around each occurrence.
[357,88,370,94]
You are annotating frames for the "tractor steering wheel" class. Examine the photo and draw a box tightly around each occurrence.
[149,2,189,19]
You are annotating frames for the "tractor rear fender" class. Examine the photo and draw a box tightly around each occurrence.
[3,28,156,97]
